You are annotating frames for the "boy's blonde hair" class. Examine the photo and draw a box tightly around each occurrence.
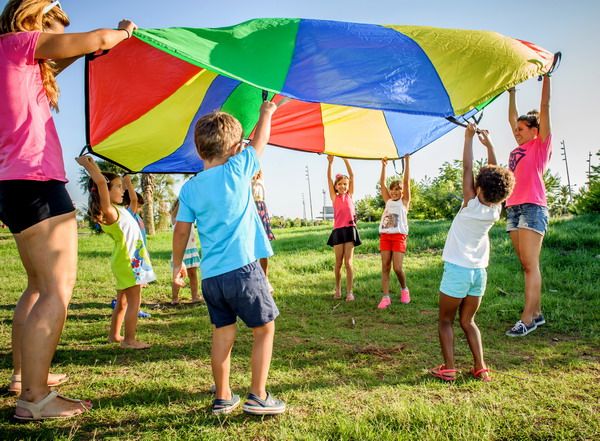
[194,111,243,161]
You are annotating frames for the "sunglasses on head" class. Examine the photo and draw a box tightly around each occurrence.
[42,0,62,15]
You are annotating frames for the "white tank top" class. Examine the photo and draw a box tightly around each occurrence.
[442,196,501,268]
[379,199,409,234]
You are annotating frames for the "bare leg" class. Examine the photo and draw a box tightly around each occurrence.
[188,267,201,302]
[171,280,181,304]
[381,250,392,295]
[120,285,149,349]
[343,242,355,296]
[333,244,344,298]
[109,291,126,342]
[212,323,237,400]
[249,320,275,400]
[392,252,407,289]
[517,229,544,324]
[13,212,89,418]
[459,295,488,378]
[437,292,462,373]
[259,257,269,278]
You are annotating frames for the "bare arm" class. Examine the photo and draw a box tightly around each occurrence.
[380,158,390,203]
[76,156,118,224]
[343,158,354,196]
[462,124,477,205]
[327,155,336,204]
[478,130,497,166]
[35,20,136,61]
[251,101,278,156]
[172,221,191,287]
[538,75,551,142]
[402,155,411,208]
[508,87,519,142]
[123,175,137,214]
[54,56,80,75]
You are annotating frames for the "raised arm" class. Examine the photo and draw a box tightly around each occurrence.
[402,155,411,207]
[76,156,118,224]
[462,124,477,205]
[35,20,137,61]
[326,155,336,204]
[538,75,551,142]
[380,158,390,203]
[343,158,354,196]
[477,130,498,166]
[508,87,519,142]
[123,175,137,214]
[251,101,278,156]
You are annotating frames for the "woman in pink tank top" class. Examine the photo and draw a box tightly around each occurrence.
[326,155,362,302]
[504,75,552,338]
[0,0,136,421]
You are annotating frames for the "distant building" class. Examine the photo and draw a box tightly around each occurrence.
[321,206,334,220]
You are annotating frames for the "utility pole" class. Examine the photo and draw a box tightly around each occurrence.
[305,165,314,220]
[587,151,593,187]
[322,189,326,220]
[301,193,306,220]
[560,140,573,202]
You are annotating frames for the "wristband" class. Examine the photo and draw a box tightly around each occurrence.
[120,28,131,39]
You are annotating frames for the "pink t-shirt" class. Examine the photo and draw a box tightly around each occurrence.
[506,134,552,207]
[333,193,356,229]
[0,31,66,182]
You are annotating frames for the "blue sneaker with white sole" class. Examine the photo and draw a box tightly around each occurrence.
[505,320,537,337]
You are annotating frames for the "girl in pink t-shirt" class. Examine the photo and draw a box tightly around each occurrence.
[504,75,552,338]
[326,155,362,301]
[0,0,137,421]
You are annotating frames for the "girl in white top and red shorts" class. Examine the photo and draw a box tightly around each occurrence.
[377,155,411,309]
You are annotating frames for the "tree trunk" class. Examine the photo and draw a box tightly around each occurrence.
[157,199,170,232]
[141,173,155,235]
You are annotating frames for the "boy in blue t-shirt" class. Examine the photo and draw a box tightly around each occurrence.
[172,101,285,416]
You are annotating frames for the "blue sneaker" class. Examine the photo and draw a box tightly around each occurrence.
[138,310,151,319]
[505,320,537,337]
[534,314,546,326]
[110,299,117,309]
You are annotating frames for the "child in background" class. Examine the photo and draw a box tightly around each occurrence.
[377,155,411,309]
[252,170,275,294]
[172,101,285,415]
[326,155,361,302]
[114,189,151,318]
[170,199,202,305]
[430,124,514,382]
[77,156,155,350]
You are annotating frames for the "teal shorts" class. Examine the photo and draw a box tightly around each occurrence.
[439,262,487,298]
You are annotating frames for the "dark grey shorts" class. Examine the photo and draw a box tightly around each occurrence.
[201,261,279,328]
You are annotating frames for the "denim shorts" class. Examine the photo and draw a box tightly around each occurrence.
[201,261,279,328]
[506,203,549,235]
[439,262,487,298]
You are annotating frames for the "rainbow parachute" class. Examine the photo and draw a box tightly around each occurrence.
[85,18,554,172]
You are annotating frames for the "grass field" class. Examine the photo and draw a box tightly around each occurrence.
[0,215,599,440]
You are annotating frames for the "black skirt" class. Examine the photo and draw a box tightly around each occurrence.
[327,226,362,247]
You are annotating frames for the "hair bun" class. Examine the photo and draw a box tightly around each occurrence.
[527,109,540,117]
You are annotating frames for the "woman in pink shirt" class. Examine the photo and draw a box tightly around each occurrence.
[0,0,136,420]
[326,155,362,302]
[504,76,552,338]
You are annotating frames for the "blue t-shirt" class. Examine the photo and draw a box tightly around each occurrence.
[177,147,273,279]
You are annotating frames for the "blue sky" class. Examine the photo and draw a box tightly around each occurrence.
[6,0,598,218]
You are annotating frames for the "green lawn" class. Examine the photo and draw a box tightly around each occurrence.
[0,215,598,440]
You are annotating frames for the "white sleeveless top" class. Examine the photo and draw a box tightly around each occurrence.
[379,199,409,234]
[442,196,501,268]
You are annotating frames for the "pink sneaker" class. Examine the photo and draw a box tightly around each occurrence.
[400,288,410,304]
[377,296,391,309]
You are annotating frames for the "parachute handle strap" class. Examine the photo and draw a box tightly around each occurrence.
[539,51,562,80]
[446,116,482,134]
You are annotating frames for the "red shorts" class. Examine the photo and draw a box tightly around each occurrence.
[379,233,407,253]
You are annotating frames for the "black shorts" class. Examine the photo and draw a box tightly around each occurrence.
[0,180,75,234]
[327,225,362,247]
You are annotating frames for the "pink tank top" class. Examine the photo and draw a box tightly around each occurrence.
[333,193,356,229]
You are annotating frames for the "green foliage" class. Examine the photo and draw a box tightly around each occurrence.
[573,150,600,214]
[355,195,383,222]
